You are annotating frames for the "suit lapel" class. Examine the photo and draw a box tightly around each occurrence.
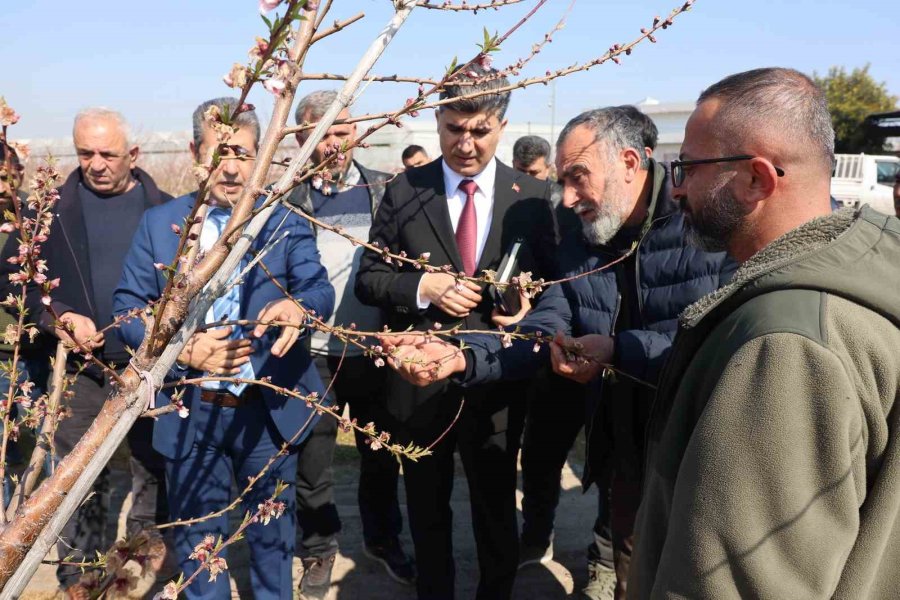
[419,160,464,272]
[476,160,517,274]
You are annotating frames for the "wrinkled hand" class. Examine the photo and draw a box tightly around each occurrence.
[491,288,532,327]
[55,312,104,350]
[252,298,306,357]
[179,326,253,375]
[378,333,466,387]
[549,331,614,384]
[419,273,483,318]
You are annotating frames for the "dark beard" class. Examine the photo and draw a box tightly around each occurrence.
[683,180,745,252]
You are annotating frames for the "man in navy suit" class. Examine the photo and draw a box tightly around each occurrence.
[113,97,334,599]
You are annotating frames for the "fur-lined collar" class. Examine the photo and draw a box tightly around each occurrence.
[679,208,856,327]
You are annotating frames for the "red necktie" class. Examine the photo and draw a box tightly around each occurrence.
[456,179,478,276]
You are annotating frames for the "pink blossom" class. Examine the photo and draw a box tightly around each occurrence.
[259,0,282,14]
[374,357,385,368]
[207,556,228,582]
[153,262,166,271]
[41,295,51,306]
[311,175,323,190]
[152,582,179,600]
[0,223,15,234]
[477,54,493,70]
[178,405,190,418]
[263,78,286,96]
[170,223,182,235]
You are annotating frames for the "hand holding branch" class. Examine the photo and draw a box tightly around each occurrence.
[252,298,306,357]
[55,312,105,350]
[420,273,483,318]
[378,333,467,387]
[549,331,614,384]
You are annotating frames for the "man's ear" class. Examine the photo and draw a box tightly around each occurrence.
[621,147,642,183]
[499,118,508,133]
[128,145,140,168]
[745,157,780,204]
[189,141,200,163]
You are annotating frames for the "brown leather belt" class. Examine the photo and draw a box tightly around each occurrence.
[199,387,260,408]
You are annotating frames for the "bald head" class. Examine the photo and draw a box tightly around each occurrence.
[674,68,836,262]
[697,68,834,175]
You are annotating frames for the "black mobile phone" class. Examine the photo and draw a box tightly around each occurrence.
[490,238,526,315]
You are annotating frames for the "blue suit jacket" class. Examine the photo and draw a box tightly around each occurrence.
[113,193,335,460]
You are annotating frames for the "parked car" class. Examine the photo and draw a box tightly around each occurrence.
[831,153,900,215]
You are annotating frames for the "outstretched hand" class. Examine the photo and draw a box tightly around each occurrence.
[377,333,467,387]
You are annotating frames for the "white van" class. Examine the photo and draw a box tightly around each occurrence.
[831,154,899,215]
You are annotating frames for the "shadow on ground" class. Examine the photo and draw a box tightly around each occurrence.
[21,431,596,599]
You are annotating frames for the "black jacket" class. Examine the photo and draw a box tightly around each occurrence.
[355,158,558,422]
[0,167,170,362]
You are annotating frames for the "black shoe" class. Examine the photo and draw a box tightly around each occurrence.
[299,554,335,600]
[362,538,416,585]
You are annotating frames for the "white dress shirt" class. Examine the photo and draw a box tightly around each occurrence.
[416,159,496,309]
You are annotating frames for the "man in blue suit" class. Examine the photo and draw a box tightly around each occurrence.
[113,97,334,599]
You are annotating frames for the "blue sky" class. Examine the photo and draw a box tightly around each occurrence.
[3,0,898,140]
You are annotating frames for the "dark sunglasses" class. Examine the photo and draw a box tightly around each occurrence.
[670,155,785,188]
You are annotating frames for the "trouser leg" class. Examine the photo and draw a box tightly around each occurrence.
[234,409,299,600]
[400,416,457,600]
[166,442,233,600]
[53,374,109,588]
[326,354,402,544]
[457,385,527,600]
[126,416,169,535]
[294,398,340,558]
[520,372,585,548]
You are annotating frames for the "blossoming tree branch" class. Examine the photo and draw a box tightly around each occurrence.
[0,0,694,594]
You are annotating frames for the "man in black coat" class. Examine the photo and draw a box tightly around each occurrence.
[355,64,557,600]
[1,108,172,596]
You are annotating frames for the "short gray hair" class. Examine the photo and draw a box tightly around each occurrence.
[513,136,551,166]
[192,97,260,149]
[440,63,511,119]
[697,67,835,170]
[557,106,653,169]
[295,90,340,126]
[73,107,133,147]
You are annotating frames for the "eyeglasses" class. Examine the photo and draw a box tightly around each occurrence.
[670,155,785,188]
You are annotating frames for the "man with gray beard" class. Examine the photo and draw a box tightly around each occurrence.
[378,106,734,599]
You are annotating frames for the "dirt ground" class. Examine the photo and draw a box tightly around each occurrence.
[20,434,597,599]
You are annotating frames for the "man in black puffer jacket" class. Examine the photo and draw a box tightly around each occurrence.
[381,107,734,600]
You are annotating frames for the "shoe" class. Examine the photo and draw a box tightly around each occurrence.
[582,559,616,600]
[299,554,335,600]
[518,538,554,568]
[362,538,416,585]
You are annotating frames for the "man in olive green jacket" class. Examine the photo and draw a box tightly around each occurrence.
[630,67,900,599]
